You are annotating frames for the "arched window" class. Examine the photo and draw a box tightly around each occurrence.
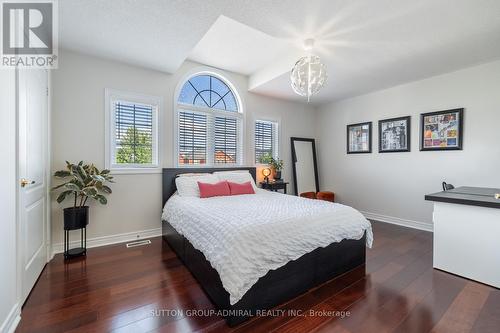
[175,74,243,166]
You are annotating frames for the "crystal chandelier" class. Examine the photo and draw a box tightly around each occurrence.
[290,38,328,102]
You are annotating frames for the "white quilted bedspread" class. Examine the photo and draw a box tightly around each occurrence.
[162,190,373,305]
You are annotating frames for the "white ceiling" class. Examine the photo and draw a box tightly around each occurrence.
[60,0,500,105]
[188,15,293,76]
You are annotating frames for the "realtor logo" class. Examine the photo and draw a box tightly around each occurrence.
[1,0,58,68]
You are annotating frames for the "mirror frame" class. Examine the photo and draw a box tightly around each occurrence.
[290,137,320,196]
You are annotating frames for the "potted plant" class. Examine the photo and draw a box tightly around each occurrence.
[271,158,284,180]
[52,161,114,230]
[259,153,284,181]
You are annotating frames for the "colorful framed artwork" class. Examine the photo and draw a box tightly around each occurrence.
[420,108,463,151]
[347,122,372,154]
[378,116,411,153]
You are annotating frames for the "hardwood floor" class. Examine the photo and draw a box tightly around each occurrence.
[17,221,500,333]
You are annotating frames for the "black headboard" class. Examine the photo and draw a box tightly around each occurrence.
[162,167,257,206]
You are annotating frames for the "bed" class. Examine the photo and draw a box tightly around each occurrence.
[161,167,372,326]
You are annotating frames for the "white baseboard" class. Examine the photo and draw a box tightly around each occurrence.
[1,303,20,333]
[51,227,162,257]
[361,211,433,232]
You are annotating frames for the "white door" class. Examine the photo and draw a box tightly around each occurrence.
[18,69,49,302]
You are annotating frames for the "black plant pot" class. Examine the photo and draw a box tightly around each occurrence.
[64,206,89,230]
[275,170,282,181]
[63,206,88,259]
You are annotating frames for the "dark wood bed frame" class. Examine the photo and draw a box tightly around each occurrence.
[162,167,366,326]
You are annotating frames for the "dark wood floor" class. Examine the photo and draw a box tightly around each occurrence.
[17,221,500,333]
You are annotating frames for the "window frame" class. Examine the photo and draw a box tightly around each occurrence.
[254,119,280,163]
[174,71,244,168]
[105,88,163,174]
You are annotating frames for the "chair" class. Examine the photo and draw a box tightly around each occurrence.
[317,191,335,202]
[300,191,316,199]
[442,182,455,191]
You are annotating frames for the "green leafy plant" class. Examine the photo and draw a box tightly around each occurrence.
[271,158,284,171]
[116,127,152,164]
[258,153,284,171]
[258,152,273,165]
[52,161,114,208]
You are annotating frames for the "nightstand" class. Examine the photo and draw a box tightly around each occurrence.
[260,181,289,194]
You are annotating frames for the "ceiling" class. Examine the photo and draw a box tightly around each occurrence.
[60,0,500,105]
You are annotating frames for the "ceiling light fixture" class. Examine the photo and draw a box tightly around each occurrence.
[290,38,328,102]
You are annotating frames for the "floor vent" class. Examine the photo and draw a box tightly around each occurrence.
[126,239,151,248]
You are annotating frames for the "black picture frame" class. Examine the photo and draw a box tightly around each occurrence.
[378,116,411,153]
[420,108,464,151]
[347,122,372,154]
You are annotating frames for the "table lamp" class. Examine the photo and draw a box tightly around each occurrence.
[262,168,271,183]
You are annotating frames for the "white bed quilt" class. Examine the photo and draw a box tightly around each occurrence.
[162,190,373,305]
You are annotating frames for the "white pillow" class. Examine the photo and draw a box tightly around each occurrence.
[175,174,219,197]
[213,170,258,191]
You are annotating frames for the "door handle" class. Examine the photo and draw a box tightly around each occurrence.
[20,178,35,188]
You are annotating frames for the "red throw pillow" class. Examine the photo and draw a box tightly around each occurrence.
[228,181,255,195]
[197,181,230,198]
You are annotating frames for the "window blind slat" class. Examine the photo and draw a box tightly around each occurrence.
[178,111,208,165]
[114,101,154,165]
[255,120,278,163]
[214,116,238,164]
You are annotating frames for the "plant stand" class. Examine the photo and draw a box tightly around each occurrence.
[64,227,87,259]
[63,206,89,260]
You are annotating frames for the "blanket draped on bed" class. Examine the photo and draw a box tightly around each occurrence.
[162,190,373,305]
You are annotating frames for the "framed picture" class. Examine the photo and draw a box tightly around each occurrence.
[378,116,411,153]
[347,122,372,154]
[420,108,464,151]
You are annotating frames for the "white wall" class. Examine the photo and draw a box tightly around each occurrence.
[0,70,21,332]
[316,60,500,230]
[51,50,317,248]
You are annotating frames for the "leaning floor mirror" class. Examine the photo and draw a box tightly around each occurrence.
[291,137,319,196]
